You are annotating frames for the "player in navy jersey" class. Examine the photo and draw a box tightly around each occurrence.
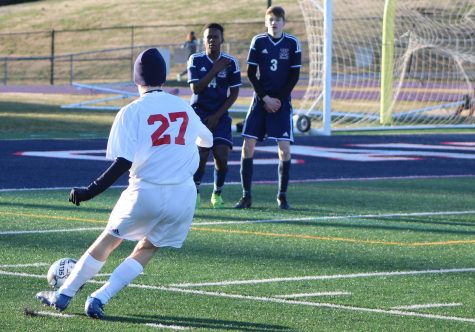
[187,23,242,208]
[235,6,301,210]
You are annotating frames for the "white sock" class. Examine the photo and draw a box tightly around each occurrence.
[59,253,105,297]
[91,258,143,305]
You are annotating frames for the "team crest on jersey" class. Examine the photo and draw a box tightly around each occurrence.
[279,48,290,60]
[217,69,227,78]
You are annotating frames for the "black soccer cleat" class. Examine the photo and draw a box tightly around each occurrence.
[277,196,291,210]
[234,196,252,209]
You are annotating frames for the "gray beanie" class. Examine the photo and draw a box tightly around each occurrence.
[134,48,167,86]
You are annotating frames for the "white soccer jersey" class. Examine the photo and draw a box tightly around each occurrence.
[106,91,212,185]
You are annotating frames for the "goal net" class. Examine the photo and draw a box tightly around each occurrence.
[297,0,475,133]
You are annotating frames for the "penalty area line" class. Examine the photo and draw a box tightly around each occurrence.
[171,267,475,288]
[145,323,192,330]
[24,308,76,318]
[127,283,475,324]
[391,303,463,310]
[193,210,475,226]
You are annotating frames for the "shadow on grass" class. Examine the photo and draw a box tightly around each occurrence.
[106,313,294,331]
[259,218,475,236]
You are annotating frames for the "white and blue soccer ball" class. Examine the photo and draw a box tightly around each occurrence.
[47,258,76,290]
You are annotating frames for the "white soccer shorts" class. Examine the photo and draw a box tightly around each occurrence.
[105,179,197,248]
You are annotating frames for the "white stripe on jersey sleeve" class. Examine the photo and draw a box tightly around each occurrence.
[249,33,267,51]
[188,51,205,68]
[222,53,241,73]
[285,33,302,53]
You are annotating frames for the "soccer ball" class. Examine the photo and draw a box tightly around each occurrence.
[47,258,76,290]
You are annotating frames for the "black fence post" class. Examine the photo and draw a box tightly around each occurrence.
[69,54,74,85]
[50,29,55,85]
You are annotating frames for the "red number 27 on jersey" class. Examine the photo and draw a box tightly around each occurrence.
[147,112,189,146]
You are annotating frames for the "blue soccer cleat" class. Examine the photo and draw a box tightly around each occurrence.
[36,291,72,312]
[85,296,105,319]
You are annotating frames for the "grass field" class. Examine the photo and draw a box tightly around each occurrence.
[1,86,475,330]
[1,177,475,331]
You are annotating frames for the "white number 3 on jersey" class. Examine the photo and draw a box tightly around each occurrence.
[270,59,278,71]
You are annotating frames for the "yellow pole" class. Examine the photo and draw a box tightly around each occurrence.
[380,0,396,125]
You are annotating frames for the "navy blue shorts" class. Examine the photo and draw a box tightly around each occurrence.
[193,106,233,148]
[242,97,294,142]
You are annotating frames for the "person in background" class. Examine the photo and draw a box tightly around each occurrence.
[177,31,198,81]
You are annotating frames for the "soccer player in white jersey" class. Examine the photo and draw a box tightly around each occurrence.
[235,6,301,210]
[187,23,241,208]
[36,48,213,319]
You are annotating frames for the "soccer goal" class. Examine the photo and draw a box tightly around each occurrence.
[296,0,475,134]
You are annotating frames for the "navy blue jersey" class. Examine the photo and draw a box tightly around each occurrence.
[187,51,242,113]
[247,33,301,97]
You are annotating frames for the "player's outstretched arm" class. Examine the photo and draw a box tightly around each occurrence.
[69,157,132,206]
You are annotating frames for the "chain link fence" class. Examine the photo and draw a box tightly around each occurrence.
[0,21,308,85]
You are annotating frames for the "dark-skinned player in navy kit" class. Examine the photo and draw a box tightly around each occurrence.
[187,23,242,208]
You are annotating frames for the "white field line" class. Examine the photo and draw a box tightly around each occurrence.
[125,283,475,324]
[145,323,192,330]
[0,270,111,279]
[274,291,351,298]
[33,311,76,318]
[1,173,475,192]
[5,270,475,324]
[30,309,191,330]
[193,210,475,226]
[0,263,48,268]
[170,268,475,288]
[392,303,463,310]
[0,227,103,235]
[0,270,45,279]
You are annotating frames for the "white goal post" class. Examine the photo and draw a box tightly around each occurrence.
[297,0,475,134]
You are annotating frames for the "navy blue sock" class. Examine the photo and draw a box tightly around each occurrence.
[240,157,253,197]
[213,167,228,194]
[193,170,204,193]
[278,160,291,197]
